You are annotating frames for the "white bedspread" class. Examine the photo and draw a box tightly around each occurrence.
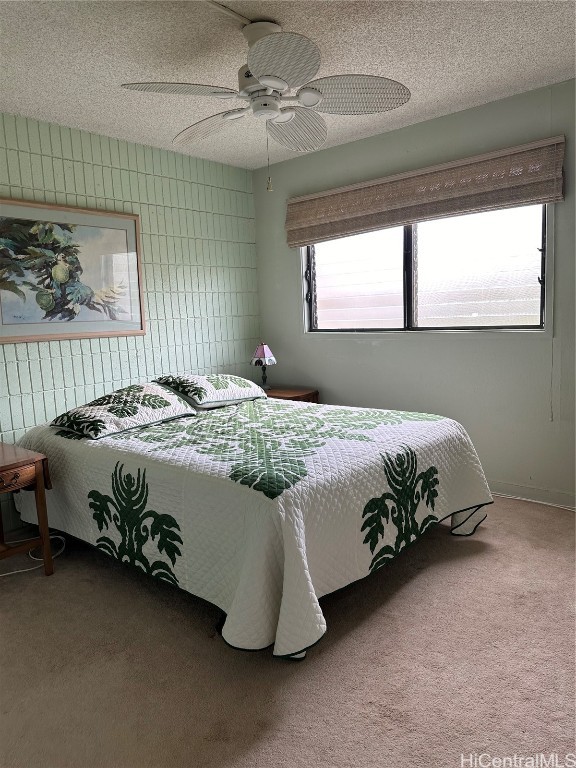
[17,398,492,657]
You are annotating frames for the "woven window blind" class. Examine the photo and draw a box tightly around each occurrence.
[285,136,565,248]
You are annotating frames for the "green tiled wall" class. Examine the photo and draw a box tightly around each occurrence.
[0,112,260,445]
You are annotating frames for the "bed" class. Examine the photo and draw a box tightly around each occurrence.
[16,389,492,658]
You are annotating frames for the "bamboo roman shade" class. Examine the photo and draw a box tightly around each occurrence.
[285,136,565,248]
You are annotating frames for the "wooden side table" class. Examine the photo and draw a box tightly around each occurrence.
[266,387,319,403]
[0,443,53,576]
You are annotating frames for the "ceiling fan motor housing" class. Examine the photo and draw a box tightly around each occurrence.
[251,94,281,119]
[238,64,263,96]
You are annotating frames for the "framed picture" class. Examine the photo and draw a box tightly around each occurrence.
[0,199,145,344]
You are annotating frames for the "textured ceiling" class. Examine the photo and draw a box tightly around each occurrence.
[0,1,574,169]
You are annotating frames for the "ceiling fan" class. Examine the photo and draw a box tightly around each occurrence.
[121,19,411,155]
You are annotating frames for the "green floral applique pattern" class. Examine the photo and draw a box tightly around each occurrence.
[361,446,439,572]
[89,384,170,418]
[154,375,207,402]
[205,374,252,390]
[55,412,108,439]
[121,400,442,500]
[88,462,182,585]
[53,384,173,438]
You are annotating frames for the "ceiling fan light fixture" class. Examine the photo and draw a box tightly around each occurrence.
[298,87,322,108]
[251,95,281,120]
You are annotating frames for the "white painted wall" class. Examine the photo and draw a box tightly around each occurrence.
[254,81,575,507]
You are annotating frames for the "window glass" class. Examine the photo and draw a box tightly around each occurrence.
[307,204,545,331]
[313,228,404,329]
[414,206,543,328]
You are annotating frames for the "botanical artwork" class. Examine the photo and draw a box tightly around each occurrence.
[118,399,442,500]
[0,217,127,321]
[0,201,143,342]
[361,447,439,572]
[88,462,182,585]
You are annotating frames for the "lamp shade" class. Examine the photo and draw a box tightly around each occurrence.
[251,342,276,367]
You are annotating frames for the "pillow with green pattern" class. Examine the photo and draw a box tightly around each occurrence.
[51,383,197,439]
[153,373,266,410]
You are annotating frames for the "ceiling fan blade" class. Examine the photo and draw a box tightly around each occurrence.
[298,75,411,115]
[173,109,248,147]
[122,82,238,98]
[267,107,327,153]
[248,32,321,89]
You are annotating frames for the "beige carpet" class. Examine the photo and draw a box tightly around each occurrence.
[1,496,574,768]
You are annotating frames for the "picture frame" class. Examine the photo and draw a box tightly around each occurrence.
[0,198,145,344]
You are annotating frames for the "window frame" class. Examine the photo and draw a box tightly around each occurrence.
[304,205,548,334]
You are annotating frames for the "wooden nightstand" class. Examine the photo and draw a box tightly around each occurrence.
[266,387,319,403]
[0,443,53,576]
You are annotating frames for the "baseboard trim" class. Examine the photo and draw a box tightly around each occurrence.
[489,481,575,510]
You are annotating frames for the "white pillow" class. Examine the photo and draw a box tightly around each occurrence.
[51,383,196,439]
[153,373,266,409]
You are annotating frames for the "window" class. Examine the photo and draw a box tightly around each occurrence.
[306,204,546,331]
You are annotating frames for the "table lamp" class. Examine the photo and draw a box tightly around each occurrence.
[251,342,276,389]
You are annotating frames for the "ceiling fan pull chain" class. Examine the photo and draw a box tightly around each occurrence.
[266,132,273,192]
